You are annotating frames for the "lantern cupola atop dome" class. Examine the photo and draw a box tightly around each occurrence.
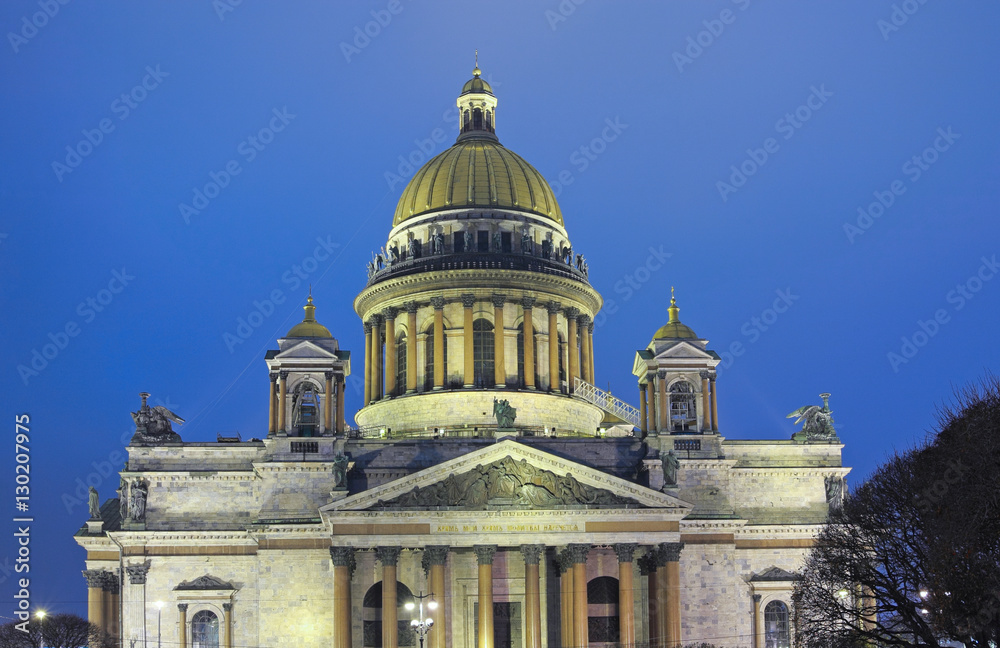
[457,52,498,142]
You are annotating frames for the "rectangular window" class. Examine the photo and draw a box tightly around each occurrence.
[477,230,489,252]
[501,232,512,253]
[453,232,465,253]
[291,441,319,453]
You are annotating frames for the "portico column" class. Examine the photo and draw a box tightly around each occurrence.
[557,552,572,648]
[406,302,418,393]
[431,298,446,389]
[369,316,382,403]
[646,376,657,436]
[267,372,277,436]
[654,549,669,648]
[377,546,402,648]
[277,371,288,435]
[178,604,188,648]
[615,543,637,648]
[520,545,543,648]
[462,294,476,387]
[588,322,595,384]
[579,315,591,384]
[565,308,579,392]
[422,547,449,648]
[710,372,719,432]
[324,371,334,432]
[222,602,233,648]
[521,298,536,389]
[492,295,506,387]
[331,547,356,648]
[384,308,398,397]
[336,375,345,434]
[661,543,684,648]
[363,322,372,405]
[657,370,668,433]
[102,573,118,638]
[474,545,497,648]
[567,544,590,648]
[547,302,561,393]
[751,594,762,648]
[700,371,712,432]
[639,384,648,436]
[639,554,658,648]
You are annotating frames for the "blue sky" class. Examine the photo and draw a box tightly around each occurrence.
[1,0,998,617]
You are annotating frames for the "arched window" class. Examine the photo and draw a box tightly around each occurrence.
[396,333,407,394]
[363,581,416,647]
[424,325,447,390]
[473,108,483,130]
[292,381,320,437]
[587,576,620,644]
[670,380,697,431]
[191,610,220,648]
[473,319,495,387]
[764,600,790,648]
[485,109,493,131]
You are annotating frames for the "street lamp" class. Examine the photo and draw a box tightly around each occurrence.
[35,611,46,648]
[155,601,164,648]
[404,591,438,648]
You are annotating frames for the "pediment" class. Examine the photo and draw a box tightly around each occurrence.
[322,440,691,513]
[750,566,800,582]
[654,341,715,360]
[175,574,235,591]
[275,339,339,359]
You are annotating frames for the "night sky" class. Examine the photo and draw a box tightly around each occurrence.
[1,0,998,618]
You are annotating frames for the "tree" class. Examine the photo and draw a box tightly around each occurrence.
[794,375,1000,648]
[0,614,114,648]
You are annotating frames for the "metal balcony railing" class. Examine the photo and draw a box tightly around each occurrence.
[573,377,640,427]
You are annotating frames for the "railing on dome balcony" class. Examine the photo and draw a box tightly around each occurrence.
[365,251,591,287]
[573,378,641,428]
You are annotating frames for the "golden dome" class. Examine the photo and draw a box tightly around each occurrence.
[461,74,492,95]
[653,289,699,340]
[286,294,333,338]
[393,139,563,227]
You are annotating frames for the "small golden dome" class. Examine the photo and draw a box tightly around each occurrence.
[286,294,333,338]
[653,288,699,340]
[392,139,563,226]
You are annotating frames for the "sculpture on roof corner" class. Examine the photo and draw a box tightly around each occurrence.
[787,392,838,442]
[493,397,517,429]
[131,392,184,445]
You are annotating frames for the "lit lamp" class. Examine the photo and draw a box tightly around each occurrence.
[405,591,438,648]
[35,611,46,648]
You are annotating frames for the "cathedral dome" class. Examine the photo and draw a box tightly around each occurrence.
[392,139,563,227]
[285,294,332,338]
[653,290,699,340]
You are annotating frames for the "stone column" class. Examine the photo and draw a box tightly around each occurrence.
[579,315,591,384]
[324,371,334,432]
[615,544,637,648]
[547,302,560,393]
[330,547,356,648]
[372,315,383,401]
[639,384,648,436]
[384,308,398,397]
[83,570,104,633]
[661,543,684,648]
[646,376,658,436]
[639,554,658,648]
[557,552,572,648]
[125,562,150,648]
[710,372,719,432]
[565,308,579,392]
[491,295,506,388]
[462,294,476,387]
[423,546,449,648]
[588,322,596,385]
[751,594,762,648]
[474,545,497,648]
[567,544,590,648]
[277,371,288,434]
[406,303,418,393]
[336,375,346,434]
[700,371,712,433]
[520,545,543,648]
[377,546,402,648]
[431,298,446,389]
[267,372,277,436]
[178,604,188,648]
[521,297,536,389]
[657,370,668,433]
[101,572,118,638]
[363,322,372,405]
[653,550,669,647]
[222,602,233,648]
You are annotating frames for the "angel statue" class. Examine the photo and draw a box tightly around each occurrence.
[787,393,838,441]
[131,392,184,444]
[493,397,517,429]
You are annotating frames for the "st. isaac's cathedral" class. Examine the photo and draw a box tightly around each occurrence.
[75,64,849,648]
